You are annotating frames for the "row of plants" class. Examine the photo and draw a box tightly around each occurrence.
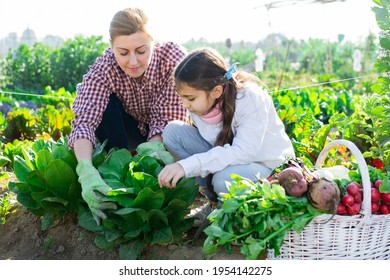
[0,76,388,204]
[0,30,378,94]
[5,138,198,259]
[0,36,108,93]
[6,134,388,260]
[1,81,386,161]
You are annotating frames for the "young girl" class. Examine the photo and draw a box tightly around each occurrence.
[157,47,295,220]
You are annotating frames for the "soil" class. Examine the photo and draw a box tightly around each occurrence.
[0,172,245,260]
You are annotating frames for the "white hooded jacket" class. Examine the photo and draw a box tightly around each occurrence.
[178,83,295,178]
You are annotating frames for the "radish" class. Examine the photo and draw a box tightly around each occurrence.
[337,203,347,215]
[353,192,362,204]
[346,203,361,215]
[307,178,340,214]
[341,194,354,206]
[375,180,383,189]
[371,188,381,203]
[372,202,380,213]
[346,183,360,196]
[381,193,390,204]
[379,204,389,215]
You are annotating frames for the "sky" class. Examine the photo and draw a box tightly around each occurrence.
[0,0,380,44]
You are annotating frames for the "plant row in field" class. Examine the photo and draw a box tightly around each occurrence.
[1,82,388,172]
[6,138,198,259]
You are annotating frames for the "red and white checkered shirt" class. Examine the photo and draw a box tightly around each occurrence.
[68,42,187,149]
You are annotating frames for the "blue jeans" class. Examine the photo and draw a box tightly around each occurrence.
[162,120,273,194]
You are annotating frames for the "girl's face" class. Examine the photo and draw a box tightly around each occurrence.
[176,83,223,116]
[112,31,153,79]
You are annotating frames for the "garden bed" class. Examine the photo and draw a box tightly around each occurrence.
[0,174,244,260]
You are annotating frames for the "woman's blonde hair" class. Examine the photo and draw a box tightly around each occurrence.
[109,7,152,42]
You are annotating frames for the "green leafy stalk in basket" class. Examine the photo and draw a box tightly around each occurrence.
[203,174,324,260]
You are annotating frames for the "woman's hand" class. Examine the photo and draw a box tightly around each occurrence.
[158,162,185,188]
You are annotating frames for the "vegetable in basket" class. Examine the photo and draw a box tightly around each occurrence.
[307,178,340,213]
[203,175,325,259]
[271,158,341,214]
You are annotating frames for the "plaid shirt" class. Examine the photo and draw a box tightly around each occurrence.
[68,42,187,149]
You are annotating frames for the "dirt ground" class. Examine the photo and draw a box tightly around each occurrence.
[0,173,245,260]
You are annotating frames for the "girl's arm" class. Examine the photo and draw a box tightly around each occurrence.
[179,88,288,178]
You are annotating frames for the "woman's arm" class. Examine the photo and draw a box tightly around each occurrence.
[148,134,163,142]
[74,138,94,162]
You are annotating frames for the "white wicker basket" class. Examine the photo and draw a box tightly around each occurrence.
[268,139,390,260]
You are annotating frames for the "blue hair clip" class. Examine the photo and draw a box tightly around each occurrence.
[224,62,239,80]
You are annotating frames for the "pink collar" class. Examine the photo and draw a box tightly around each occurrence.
[200,102,222,124]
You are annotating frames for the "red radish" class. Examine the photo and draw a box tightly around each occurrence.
[381,193,390,204]
[379,204,389,215]
[354,182,363,189]
[346,203,360,215]
[346,183,360,196]
[342,194,354,206]
[372,202,380,213]
[371,188,381,202]
[353,192,362,204]
[375,180,383,189]
[337,203,347,215]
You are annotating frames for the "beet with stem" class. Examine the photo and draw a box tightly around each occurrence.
[275,167,308,197]
[307,178,340,214]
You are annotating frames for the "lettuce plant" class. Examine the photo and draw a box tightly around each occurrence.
[8,138,80,230]
[8,138,199,259]
[77,148,198,259]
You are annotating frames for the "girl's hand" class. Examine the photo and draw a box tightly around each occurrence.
[158,162,185,188]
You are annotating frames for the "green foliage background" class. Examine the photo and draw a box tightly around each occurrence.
[0,32,379,95]
[1,36,108,93]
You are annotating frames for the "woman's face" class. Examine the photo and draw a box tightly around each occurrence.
[176,83,222,116]
[112,31,153,79]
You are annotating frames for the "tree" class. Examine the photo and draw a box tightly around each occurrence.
[50,36,109,92]
[2,43,53,93]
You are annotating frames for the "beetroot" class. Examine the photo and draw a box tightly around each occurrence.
[307,178,341,214]
[275,167,308,197]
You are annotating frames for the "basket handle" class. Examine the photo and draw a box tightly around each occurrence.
[315,139,371,218]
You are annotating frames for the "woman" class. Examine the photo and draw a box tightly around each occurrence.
[70,7,187,225]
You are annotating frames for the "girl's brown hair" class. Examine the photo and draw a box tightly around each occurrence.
[174,48,235,146]
[109,8,152,42]
[174,47,262,146]
[175,47,264,200]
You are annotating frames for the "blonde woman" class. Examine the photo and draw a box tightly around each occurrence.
[70,8,187,224]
